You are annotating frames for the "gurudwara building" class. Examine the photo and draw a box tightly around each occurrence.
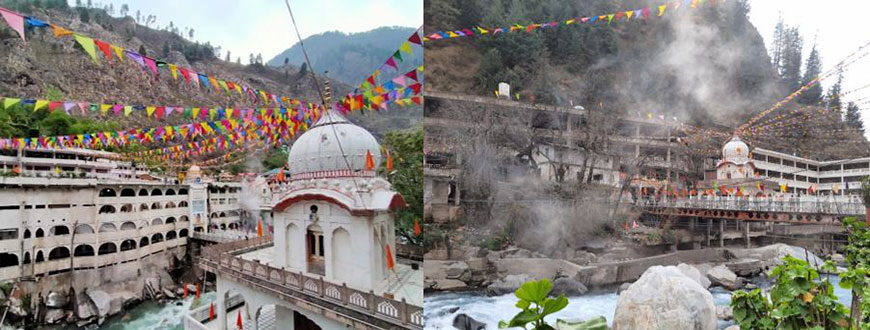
[188,111,423,330]
[0,147,246,322]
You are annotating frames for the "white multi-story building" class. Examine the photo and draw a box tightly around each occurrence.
[0,147,245,283]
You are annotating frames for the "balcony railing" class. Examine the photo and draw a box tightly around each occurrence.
[638,197,864,215]
[197,236,423,329]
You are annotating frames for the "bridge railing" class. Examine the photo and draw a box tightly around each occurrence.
[637,197,864,215]
[198,235,424,329]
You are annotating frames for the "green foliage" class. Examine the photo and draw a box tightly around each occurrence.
[261,147,288,170]
[553,317,607,330]
[862,177,870,207]
[0,102,120,139]
[731,289,775,330]
[44,84,64,101]
[732,255,848,330]
[499,278,569,330]
[381,127,423,245]
[841,216,870,328]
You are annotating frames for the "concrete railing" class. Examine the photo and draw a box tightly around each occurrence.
[639,197,864,215]
[198,236,424,329]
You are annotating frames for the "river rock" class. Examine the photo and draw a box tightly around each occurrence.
[86,290,111,319]
[445,261,472,282]
[494,258,585,281]
[453,313,486,330]
[488,274,534,295]
[613,265,717,330]
[707,265,739,290]
[583,239,608,253]
[618,282,632,294]
[551,277,588,296]
[725,258,764,277]
[717,305,733,320]
[428,279,468,291]
[831,253,845,264]
[76,296,95,320]
[45,291,68,308]
[677,263,711,289]
[44,308,66,324]
[162,288,177,299]
[731,244,821,269]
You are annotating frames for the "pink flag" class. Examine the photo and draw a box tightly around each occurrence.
[392,76,406,87]
[112,104,123,115]
[143,56,158,79]
[0,8,25,44]
[78,102,90,115]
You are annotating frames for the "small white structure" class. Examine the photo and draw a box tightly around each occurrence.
[498,82,510,99]
[716,136,755,180]
[272,111,405,290]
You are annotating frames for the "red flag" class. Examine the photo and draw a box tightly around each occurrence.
[365,150,375,170]
[405,69,418,81]
[408,31,422,45]
[386,149,393,172]
[209,302,215,320]
[414,219,421,237]
[183,283,188,299]
[237,310,243,329]
[366,75,376,86]
[195,284,200,299]
[385,244,395,270]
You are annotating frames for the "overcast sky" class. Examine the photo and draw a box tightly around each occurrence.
[70,0,422,62]
[747,0,870,139]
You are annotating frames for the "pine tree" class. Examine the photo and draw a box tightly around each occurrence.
[845,102,865,134]
[780,27,803,93]
[798,44,822,105]
[770,15,786,75]
[225,51,230,62]
[826,74,843,112]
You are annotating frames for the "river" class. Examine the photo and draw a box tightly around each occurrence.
[424,275,851,330]
[46,292,216,330]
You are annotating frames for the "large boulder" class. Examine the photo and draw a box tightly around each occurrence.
[45,291,68,308]
[453,313,486,330]
[445,261,472,282]
[86,290,111,320]
[551,277,588,296]
[494,258,586,281]
[44,308,66,324]
[613,266,717,330]
[707,265,739,290]
[677,263,711,289]
[488,274,534,295]
[428,279,468,291]
[731,244,822,269]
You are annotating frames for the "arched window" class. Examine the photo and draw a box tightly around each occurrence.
[50,225,70,236]
[35,251,44,263]
[98,242,117,255]
[179,229,189,237]
[75,224,94,234]
[138,189,149,196]
[139,237,150,247]
[98,188,116,197]
[120,204,134,213]
[178,189,188,195]
[120,222,137,231]
[194,227,204,232]
[23,229,30,239]
[35,228,44,238]
[165,217,176,224]
[179,216,189,222]
[120,239,136,251]
[178,201,189,207]
[151,218,163,226]
[166,231,177,240]
[219,212,226,217]
[120,188,135,197]
[220,224,227,230]
[165,202,175,208]
[151,233,164,243]
[22,252,30,264]
[98,223,117,232]
[151,189,163,196]
[48,247,70,260]
[151,202,161,210]
[98,205,116,214]
[0,253,18,267]
[74,244,95,257]
[165,189,176,196]
[140,203,149,211]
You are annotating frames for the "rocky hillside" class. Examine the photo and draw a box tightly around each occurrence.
[0,3,420,140]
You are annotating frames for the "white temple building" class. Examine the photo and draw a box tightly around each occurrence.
[191,111,423,330]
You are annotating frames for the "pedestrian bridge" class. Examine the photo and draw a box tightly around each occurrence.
[639,197,864,224]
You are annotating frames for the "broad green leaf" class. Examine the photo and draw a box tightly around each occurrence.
[541,295,569,317]
[516,279,553,304]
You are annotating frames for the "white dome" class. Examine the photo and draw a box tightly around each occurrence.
[722,136,749,160]
[287,110,382,177]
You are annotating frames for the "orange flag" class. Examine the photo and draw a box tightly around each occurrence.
[195,284,200,299]
[183,283,188,299]
[257,219,263,237]
[51,24,73,37]
[365,150,375,170]
[276,169,285,182]
[209,302,215,320]
[414,219,421,237]
[237,310,243,329]
[386,149,393,172]
[385,244,395,270]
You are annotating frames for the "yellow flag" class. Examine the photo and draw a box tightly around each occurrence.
[169,64,178,80]
[399,41,413,54]
[626,11,634,21]
[192,107,201,118]
[146,106,156,117]
[111,45,124,62]
[124,105,132,116]
[658,5,667,16]
[34,100,49,111]
[100,104,111,115]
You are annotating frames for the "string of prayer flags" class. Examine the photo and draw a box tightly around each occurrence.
[356,27,423,93]
[423,0,720,43]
